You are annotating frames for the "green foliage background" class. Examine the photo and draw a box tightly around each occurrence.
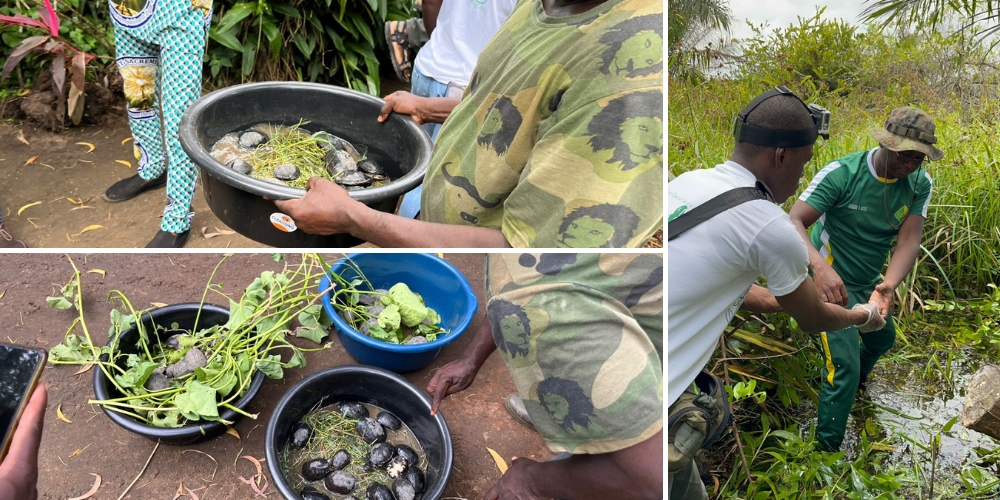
[671,8,1000,499]
[0,0,413,96]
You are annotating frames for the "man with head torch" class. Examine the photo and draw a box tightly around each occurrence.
[667,87,886,499]
[789,107,942,452]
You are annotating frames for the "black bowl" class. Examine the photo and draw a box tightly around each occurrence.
[178,81,434,248]
[265,366,453,500]
[92,303,266,446]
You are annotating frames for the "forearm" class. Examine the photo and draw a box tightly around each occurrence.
[460,318,498,370]
[883,240,920,290]
[525,435,662,500]
[419,96,461,124]
[792,219,828,271]
[801,302,866,332]
[345,202,510,247]
[423,0,442,35]
[740,284,782,313]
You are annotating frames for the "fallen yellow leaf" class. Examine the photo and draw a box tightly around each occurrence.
[115,160,132,168]
[24,155,38,166]
[73,364,93,376]
[150,302,168,308]
[226,427,241,440]
[72,225,105,237]
[121,137,133,146]
[70,206,95,211]
[67,197,93,205]
[16,130,29,145]
[0,289,5,300]
[57,404,72,423]
[487,447,508,474]
[17,201,41,216]
[66,473,100,500]
[75,142,95,153]
[68,448,83,458]
[87,269,106,277]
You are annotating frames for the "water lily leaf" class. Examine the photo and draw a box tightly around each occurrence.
[255,354,283,379]
[175,380,220,421]
[50,334,94,363]
[47,296,72,309]
[388,283,428,327]
[296,304,329,343]
[285,348,306,369]
[376,304,401,331]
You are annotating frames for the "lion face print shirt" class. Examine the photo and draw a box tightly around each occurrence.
[419,0,663,248]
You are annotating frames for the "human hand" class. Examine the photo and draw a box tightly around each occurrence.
[0,382,47,500]
[869,283,894,319]
[426,358,480,415]
[273,177,361,235]
[377,91,429,124]
[813,264,848,306]
[483,456,545,500]
[853,302,886,333]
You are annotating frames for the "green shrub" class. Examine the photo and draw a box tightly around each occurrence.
[2,0,413,96]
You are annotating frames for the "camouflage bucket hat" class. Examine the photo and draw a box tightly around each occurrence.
[870,107,944,161]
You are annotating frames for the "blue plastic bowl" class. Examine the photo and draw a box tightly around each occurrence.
[320,253,478,372]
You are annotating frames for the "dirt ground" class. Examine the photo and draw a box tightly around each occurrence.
[0,78,410,249]
[0,253,552,500]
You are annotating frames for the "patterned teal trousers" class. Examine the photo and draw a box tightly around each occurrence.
[111,0,210,233]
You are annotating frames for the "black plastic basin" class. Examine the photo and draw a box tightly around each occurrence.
[92,303,266,446]
[265,366,453,500]
[178,81,433,248]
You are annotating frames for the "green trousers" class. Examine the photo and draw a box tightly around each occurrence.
[815,288,896,451]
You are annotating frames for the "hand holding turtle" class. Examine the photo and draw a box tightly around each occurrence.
[869,282,894,319]
[853,302,886,333]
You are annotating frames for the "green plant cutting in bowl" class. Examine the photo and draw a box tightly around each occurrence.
[324,260,449,345]
[46,254,334,428]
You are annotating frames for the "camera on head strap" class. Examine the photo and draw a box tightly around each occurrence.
[732,86,831,148]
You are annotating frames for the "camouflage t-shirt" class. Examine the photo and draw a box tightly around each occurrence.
[485,253,663,453]
[420,0,663,248]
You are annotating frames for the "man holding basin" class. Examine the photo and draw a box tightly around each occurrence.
[275,0,663,248]
[425,253,664,499]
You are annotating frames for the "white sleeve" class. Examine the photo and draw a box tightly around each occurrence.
[748,215,810,297]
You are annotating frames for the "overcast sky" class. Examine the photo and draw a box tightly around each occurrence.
[729,0,872,40]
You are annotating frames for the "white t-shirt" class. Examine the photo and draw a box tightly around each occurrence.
[414,0,517,87]
[667,161,809,406]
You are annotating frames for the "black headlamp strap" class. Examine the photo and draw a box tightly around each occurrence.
[734,86,819,148]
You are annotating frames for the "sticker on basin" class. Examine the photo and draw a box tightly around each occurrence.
[270,213,297,232]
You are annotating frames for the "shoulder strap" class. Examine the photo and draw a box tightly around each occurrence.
[668,186,770,241]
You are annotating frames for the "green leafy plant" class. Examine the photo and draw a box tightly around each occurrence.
[207,0,413,95]
[326,261,448,345]
[47,255,334,427]
[1,0,95,124]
